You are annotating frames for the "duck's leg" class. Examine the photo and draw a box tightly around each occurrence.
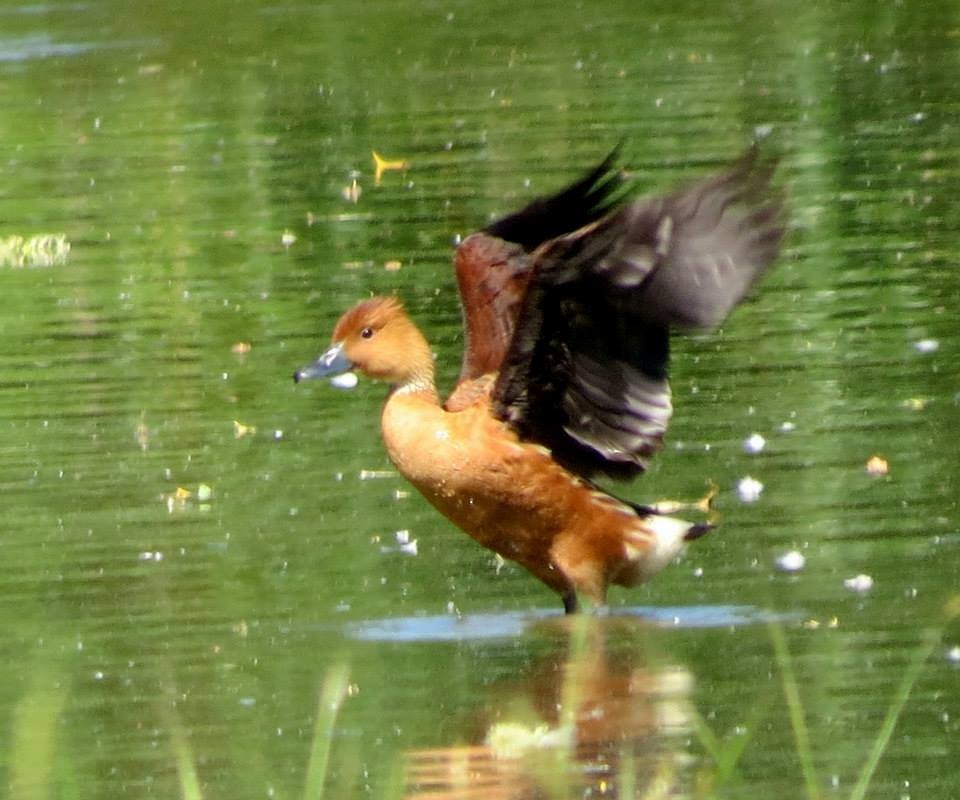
[563,593,613,616]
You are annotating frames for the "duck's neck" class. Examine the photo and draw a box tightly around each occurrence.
[388,330,439,405]
[390,370,439,404]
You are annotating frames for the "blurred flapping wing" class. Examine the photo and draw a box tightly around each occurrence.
[492,149,785,479]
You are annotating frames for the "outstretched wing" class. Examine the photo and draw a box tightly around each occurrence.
[448,152,624,410]
[492,149,785,479]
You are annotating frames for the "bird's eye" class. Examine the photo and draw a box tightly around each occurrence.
[360,327,374,339]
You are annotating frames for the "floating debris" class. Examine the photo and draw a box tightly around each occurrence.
[281,230,297,248]
[803,617,839,630]
[779,420,796,433]
[844,573,874,593]
[737,476,764,503]
[231,341,252,355]
[776,550,806,572]
[359,469,396,480]
[164,484,212,513]
[901,397,928,411]
[913,338,939,354]
[372,150,409,185]
[0,233,70,267]
[384,259,402,272]
[165,486,192,513]
[341,179,362,204]
[865,455,889,476]
[743,432,766,454]
[135,411,150,451]
[395,529,418,556]
[947,645,960,664]
[331,372,358,390]
[233,420,256,438]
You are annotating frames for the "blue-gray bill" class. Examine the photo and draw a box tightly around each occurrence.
[293,342,353,382]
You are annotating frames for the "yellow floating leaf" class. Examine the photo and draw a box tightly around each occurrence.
[372,150,409,186]
[234,420,256,438]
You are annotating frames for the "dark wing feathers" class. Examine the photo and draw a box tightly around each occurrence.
[611,149,784,329]
[489,148,784,479]
[450,149,626,400]
[483,146,625,252]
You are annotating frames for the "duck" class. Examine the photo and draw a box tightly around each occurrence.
[295,147,784,613]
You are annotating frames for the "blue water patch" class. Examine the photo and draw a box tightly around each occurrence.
[346,605,800,643]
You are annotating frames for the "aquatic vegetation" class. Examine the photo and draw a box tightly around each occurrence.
[0,233,70,267]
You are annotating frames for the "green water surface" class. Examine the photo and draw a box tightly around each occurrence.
[0,1,958,798]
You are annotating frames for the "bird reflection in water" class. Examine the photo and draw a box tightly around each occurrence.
[404,617,694,799]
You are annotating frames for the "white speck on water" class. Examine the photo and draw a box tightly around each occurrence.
[779,421,796,433]
[946,645,960,664]
[737,476,764,503]
[692,567,704,578]
[777,550,806,572]
[359,469,395,480]
[844,574,874,593]
[331,372,358,389]
[913,338,939,354]
[399,540,418,556]
[273,429,284,440]
[743,433,766,454]
[395,530,410,545]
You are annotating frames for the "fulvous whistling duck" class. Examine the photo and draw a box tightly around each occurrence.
[295,148,784,613]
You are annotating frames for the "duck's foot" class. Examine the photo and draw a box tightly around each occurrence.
[646,480,719,517]
[684,521,715,541]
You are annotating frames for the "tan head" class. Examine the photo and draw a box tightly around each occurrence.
[294,296,434,390]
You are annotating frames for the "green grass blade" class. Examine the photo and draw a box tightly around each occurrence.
[303,661,351,800]
[769,622,820,800]
[847,596,960,800]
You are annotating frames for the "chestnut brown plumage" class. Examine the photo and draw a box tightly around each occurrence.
[296,148,784,612]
